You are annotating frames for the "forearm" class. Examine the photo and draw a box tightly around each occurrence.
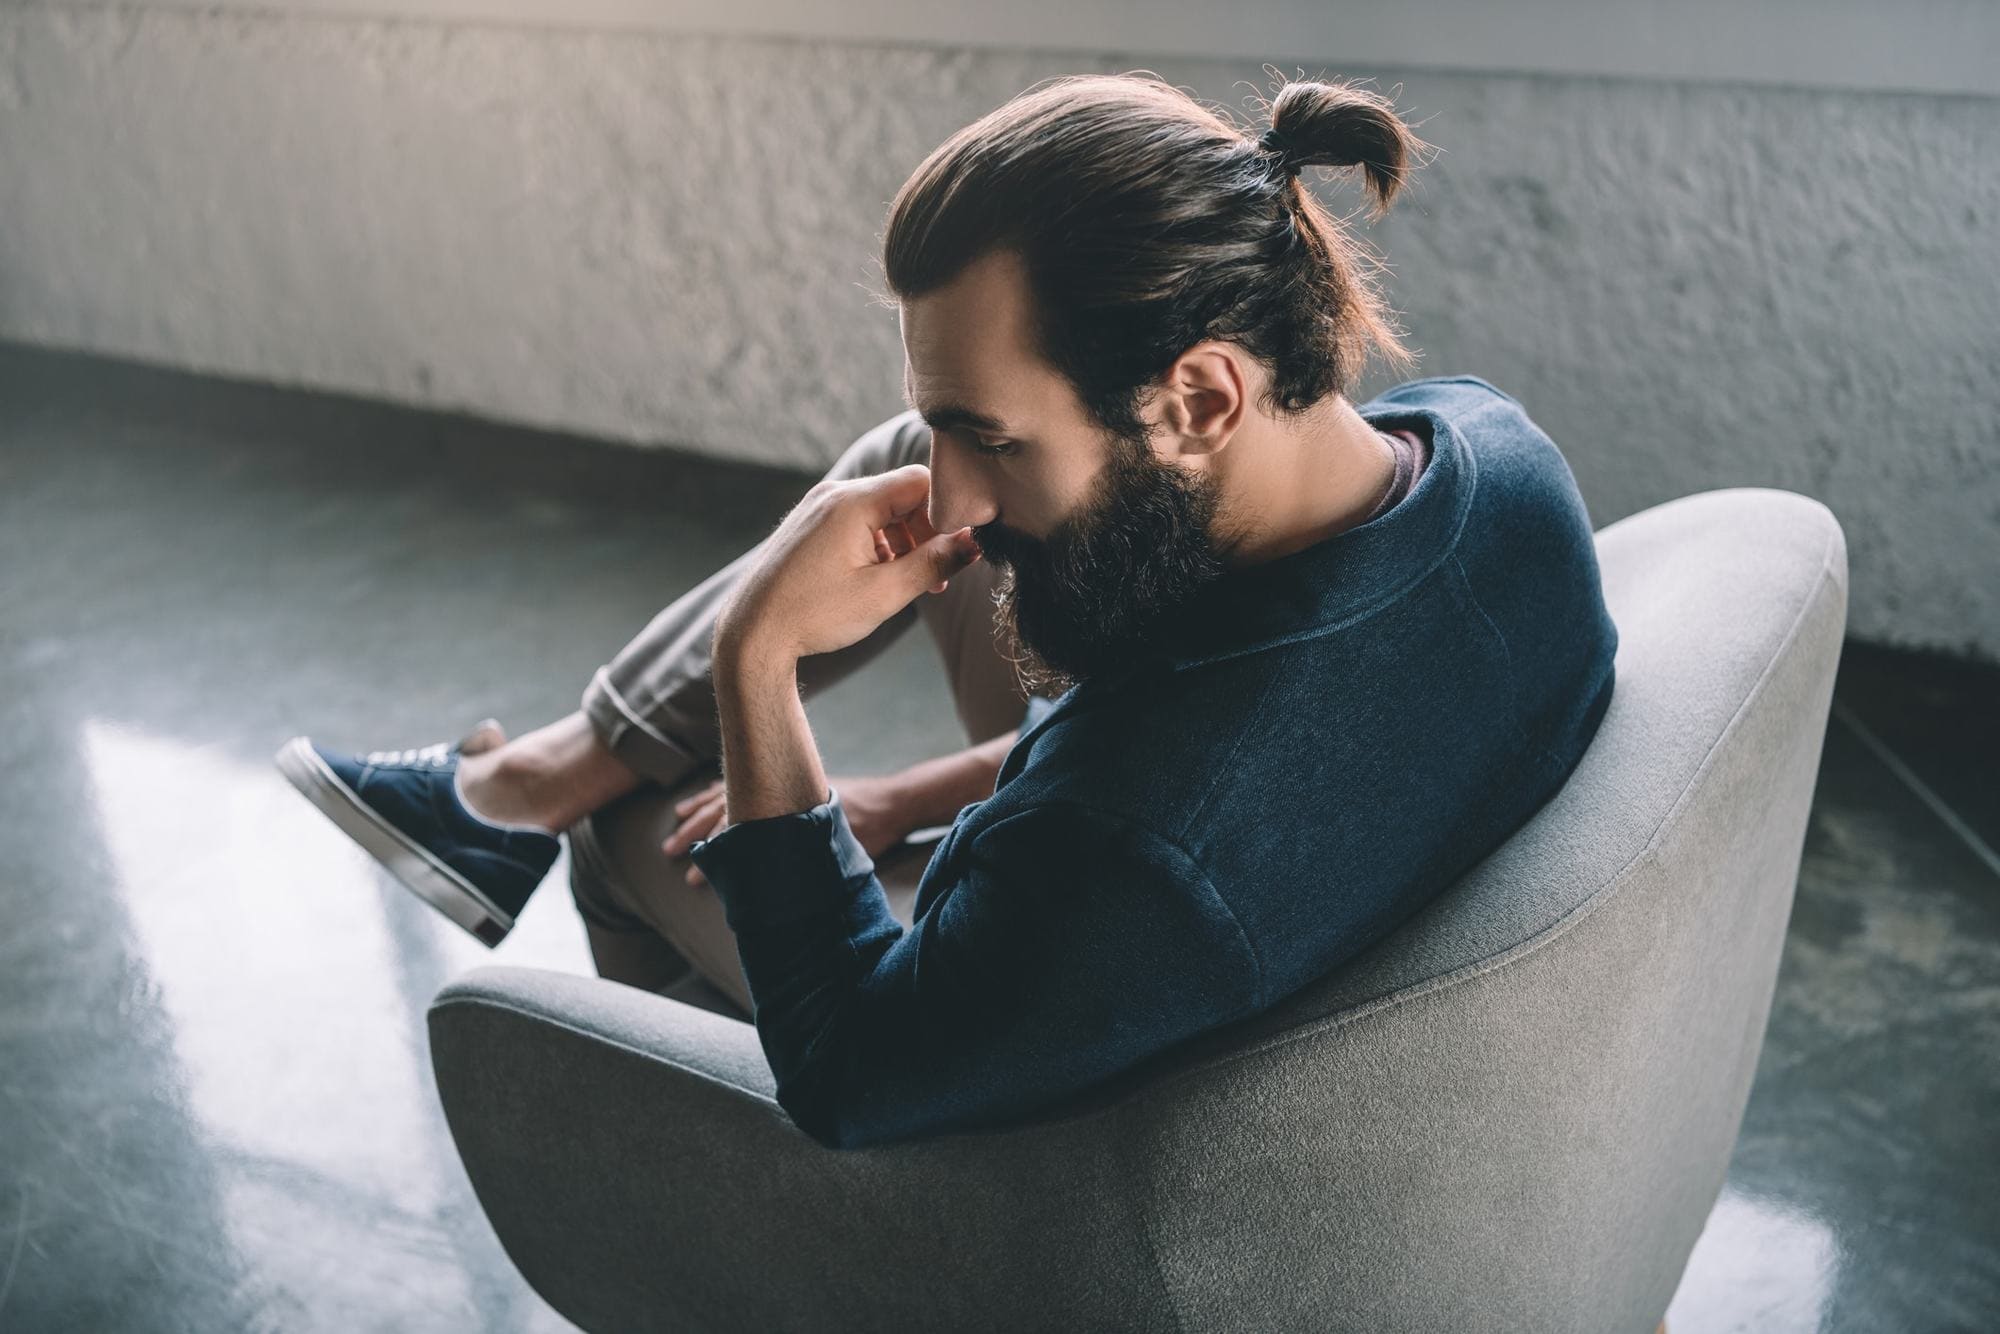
[892,728,1018,828]
[711,624,827,823]
[711,610,1017,838]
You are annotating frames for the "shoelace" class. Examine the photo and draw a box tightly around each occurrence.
[363,740,455,767]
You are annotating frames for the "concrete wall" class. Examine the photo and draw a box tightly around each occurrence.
[2,4,1995,657]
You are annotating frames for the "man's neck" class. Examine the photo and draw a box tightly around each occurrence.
[1211,394,1397,569]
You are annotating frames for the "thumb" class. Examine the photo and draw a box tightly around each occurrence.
[920,527,981,591]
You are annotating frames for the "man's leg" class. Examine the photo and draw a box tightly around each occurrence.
[279,409,1013,958]
[455,410,951,831]
[581,407,997,789]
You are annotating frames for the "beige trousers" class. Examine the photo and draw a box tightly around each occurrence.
[567,408,1033,1016]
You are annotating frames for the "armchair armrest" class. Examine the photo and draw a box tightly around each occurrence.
[428,965,1158,1333]
[432,962,780,1104]
[428,966,809,1331]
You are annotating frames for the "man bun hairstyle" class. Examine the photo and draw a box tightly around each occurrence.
[880,69,1435,445]
[1257,76,1421,208]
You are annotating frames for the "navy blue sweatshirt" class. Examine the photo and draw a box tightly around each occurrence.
[689,375,1618,1149]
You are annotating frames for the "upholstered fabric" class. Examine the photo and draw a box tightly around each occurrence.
[430,488,1847,1333]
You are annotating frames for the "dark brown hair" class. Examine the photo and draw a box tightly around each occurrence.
[878,70,1434,444]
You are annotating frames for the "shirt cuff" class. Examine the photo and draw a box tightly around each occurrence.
[687,785,879,933]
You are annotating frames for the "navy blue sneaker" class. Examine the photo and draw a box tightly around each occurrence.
[275,725,560,946]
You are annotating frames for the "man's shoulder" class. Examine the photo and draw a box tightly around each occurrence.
[1362,373,1527,418]
[1364,374,1556,459]
[1370,374,1588,534]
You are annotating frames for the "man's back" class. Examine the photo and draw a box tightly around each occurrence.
[951,374,1620,1001]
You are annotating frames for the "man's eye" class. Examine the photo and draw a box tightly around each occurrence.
[971,437,1016,457]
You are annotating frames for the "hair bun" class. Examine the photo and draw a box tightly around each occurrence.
[1259,77,1428,215]
[1256,125,1302,174]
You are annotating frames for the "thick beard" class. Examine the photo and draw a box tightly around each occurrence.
[976,428,1228,698]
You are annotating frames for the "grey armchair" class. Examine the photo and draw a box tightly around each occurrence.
[429,488,1847,1333]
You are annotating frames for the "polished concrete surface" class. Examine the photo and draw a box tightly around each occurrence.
[2,341,1995,1332]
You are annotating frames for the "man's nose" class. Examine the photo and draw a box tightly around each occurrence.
[925,434,1000,536]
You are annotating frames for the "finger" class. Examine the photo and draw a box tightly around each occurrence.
[664,797,726,854]
[921,536,980,595]
[685,864,707,888]
[926,527,982,582]
[900,506,943,545]
[881,520,916,558]
[674,781,721,815]
[853,464,933,527]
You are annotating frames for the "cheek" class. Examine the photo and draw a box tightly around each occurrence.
[985,472,1038,533]
[1014,500,1066,544]
[1014,464,1093,538]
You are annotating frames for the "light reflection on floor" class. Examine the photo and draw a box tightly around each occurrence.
[1667,1186,1840,1333]
[81,716,588,1330]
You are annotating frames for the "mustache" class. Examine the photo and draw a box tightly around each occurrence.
[970,522,1032,564]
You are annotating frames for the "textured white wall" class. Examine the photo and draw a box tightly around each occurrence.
[1,5,1995,656]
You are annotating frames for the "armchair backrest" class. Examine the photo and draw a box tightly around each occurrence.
[1030,488,1848,1331]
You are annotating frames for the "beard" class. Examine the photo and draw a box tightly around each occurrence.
[971,426,1230,699]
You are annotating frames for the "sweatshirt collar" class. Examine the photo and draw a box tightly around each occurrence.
[1017,400,1475,743]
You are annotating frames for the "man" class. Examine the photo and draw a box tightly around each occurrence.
[279,72,1618,1149]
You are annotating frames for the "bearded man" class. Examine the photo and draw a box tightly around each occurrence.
[279,72,1617,1150]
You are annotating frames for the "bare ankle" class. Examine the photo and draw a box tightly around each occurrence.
[456,747,556,829]
[461,713,642,831]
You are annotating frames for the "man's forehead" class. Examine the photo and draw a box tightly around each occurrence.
[900,248,1028,332]
[900,313,1024,435]
[897,251,1039,419]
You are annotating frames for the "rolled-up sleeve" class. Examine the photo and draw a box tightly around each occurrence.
[688,793,1264,1149]
[686,786,881,932]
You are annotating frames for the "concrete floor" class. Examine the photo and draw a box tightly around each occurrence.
[1,341,1994,1332]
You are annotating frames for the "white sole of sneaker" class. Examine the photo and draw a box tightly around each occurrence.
[275,735,514,947]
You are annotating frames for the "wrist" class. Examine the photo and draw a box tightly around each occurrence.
[894,729,1017,828]
[714,614,799,681]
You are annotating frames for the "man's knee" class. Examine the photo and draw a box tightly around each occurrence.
[828,408,930,482]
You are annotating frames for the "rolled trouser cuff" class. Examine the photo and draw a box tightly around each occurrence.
[581,663,714,791]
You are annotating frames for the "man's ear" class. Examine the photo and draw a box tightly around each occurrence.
[1155,341,1247,458]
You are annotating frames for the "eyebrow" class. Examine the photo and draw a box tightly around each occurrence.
[902,372,1015,436]
[920,404,1015,436]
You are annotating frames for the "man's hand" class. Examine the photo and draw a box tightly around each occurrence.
[676,464,992,873]
[663,771,918,887]
[714,464,983,661]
